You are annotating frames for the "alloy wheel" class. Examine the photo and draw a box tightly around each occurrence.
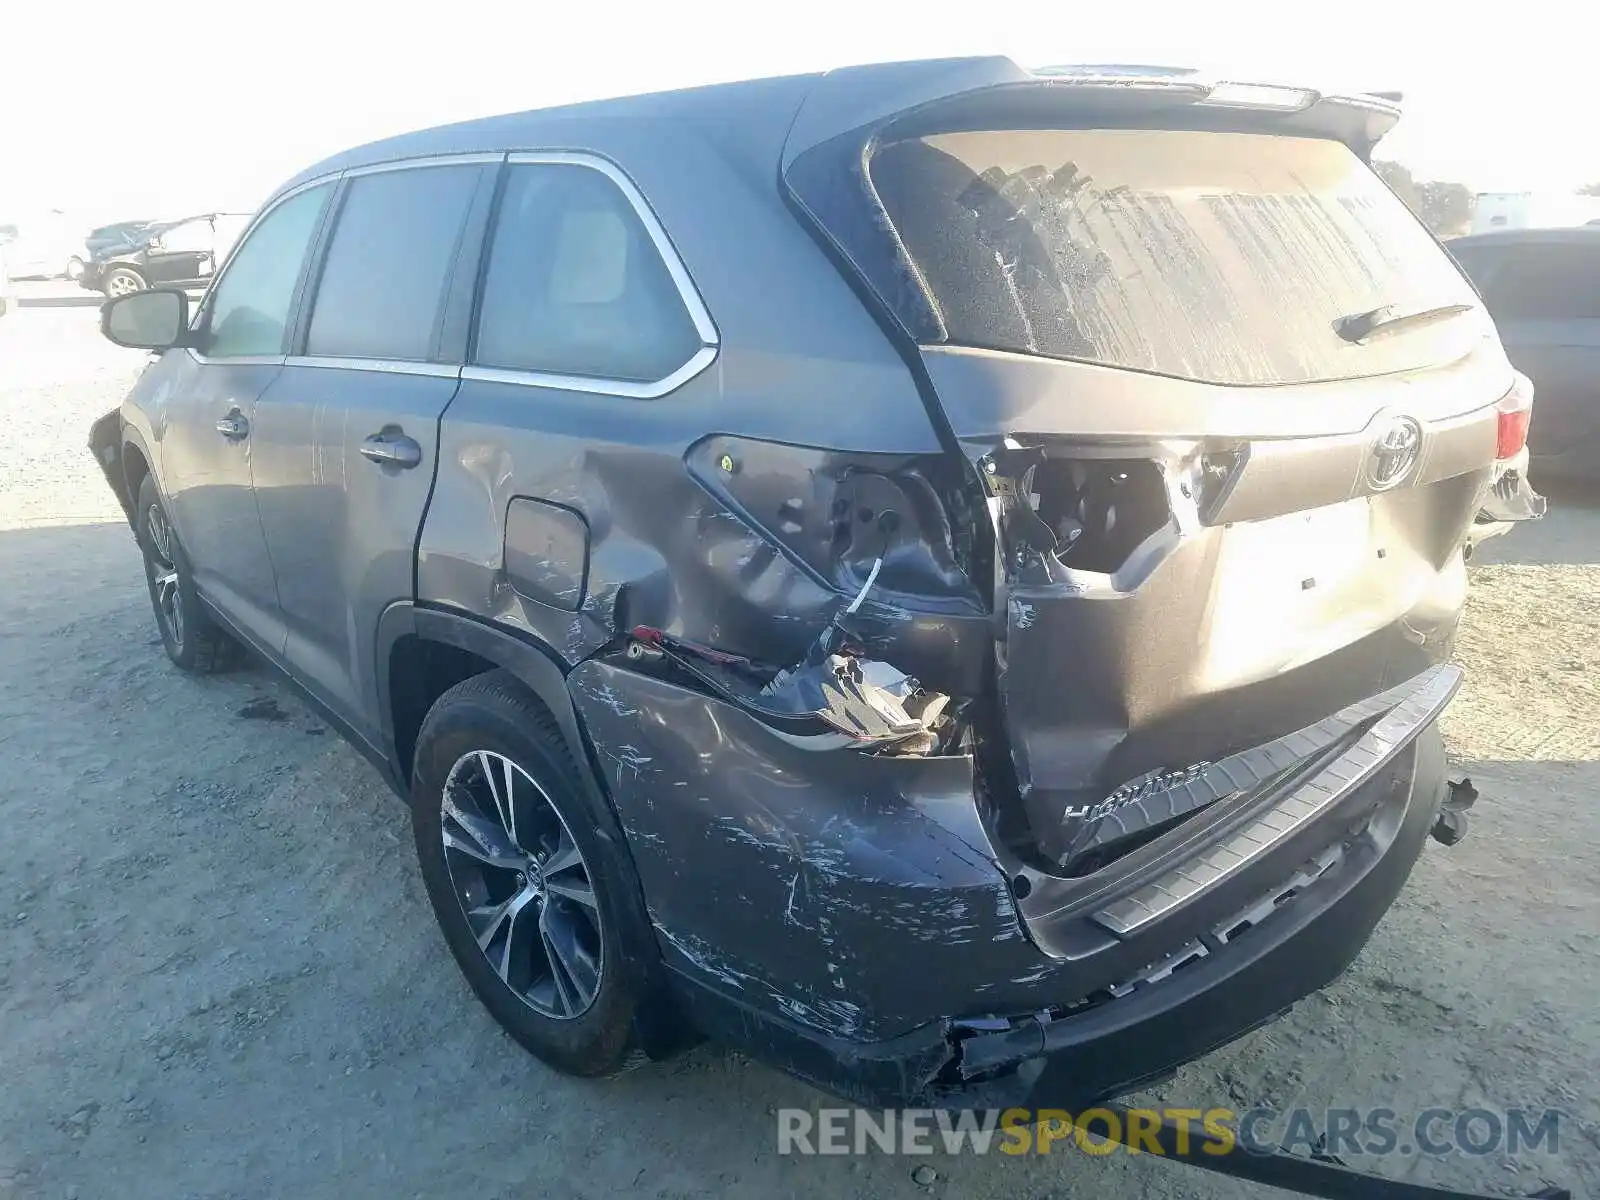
[440,750,603,1019]
[144,502,185,649]
[106,272,141,297]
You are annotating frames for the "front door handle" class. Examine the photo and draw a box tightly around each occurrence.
[359,431,423,469]
[215,410,249,440]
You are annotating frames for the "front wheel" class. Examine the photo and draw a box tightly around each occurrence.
[135,474,237,673]
[410,671,649,1077]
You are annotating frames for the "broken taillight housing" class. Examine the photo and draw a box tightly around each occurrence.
[1495,372,1534,460]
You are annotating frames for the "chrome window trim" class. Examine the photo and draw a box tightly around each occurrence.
[285,355,461,378]
[464,151,719,397]
[189,150,721,395]
[462,345,718,400]
[340,153,507,179]
[185,349,285,368]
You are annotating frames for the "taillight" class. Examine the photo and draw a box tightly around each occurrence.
[1495,372,1534,460]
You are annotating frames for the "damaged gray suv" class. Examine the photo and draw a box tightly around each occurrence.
[91,59,1543,1109]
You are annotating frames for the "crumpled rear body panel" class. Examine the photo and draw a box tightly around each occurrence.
[567,660,1031,1043]
[996,459,1481,868]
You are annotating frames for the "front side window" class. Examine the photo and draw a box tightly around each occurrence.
[305,165,482,361]
[472,163,702,383]
[202,184,332,358]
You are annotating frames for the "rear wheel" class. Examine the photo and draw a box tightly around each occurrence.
[135,474,237,673]
[410,671,648,1077]
[103,267,146,297]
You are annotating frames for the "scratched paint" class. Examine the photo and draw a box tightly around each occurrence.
[566,659,1093,1044]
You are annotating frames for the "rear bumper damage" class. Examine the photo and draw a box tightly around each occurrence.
[572,656,1458,1108]
[1468,450,1546,549]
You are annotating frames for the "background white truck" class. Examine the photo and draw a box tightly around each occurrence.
[1472,191,1600,234]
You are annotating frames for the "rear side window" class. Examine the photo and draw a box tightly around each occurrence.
[472,163,702,383]
[1464,244,1600,321]
[855,128,1484,386]
[203,184,331,358]
[305,164,481,361]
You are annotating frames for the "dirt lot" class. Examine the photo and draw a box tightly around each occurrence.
[1,287,1596,1200]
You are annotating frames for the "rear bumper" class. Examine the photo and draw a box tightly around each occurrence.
[1009,722,1449,1109]
[651,676,1454,1108]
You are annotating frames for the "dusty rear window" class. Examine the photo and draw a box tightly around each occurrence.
[869,128,1484,385]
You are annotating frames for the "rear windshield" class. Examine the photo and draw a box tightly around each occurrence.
[867,128,1484,385]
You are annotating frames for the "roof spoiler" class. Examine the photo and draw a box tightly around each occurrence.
[780,58,1403,172]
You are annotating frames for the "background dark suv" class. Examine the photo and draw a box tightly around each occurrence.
[1449,227,1600,481]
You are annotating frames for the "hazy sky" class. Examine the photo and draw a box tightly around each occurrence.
[4,0,1593,222]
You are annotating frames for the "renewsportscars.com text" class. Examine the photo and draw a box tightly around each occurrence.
[776,1106,1565,1159]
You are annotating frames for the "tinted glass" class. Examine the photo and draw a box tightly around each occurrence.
[1472,244,1600,321]
[866,129,1486,385]
[204,185,331,358]
[473,163,701,382]
[305,165,481,361]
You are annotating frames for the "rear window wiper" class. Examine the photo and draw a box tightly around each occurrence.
[1334,301,1474,344]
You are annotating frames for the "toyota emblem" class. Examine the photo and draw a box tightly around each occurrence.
[1364,415,1423,491]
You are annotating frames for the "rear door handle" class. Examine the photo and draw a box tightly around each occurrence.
[359,431,423,470]
[215,410,249,440]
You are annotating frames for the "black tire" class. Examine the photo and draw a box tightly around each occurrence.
[135,474,238,673]
[103,266,146,297]
[411,670,649,1077]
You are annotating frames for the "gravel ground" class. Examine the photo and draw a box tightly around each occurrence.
[1,287,1596,1200]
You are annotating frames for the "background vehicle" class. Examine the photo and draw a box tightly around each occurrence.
[0,213,80,279]
[89,59,1533,1118]
[80,212,252,296]
[1471,191,1600,234]
[1450,227,1600,481]
[67,219,158,282]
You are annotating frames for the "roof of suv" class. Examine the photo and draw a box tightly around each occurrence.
[276,58,1404,203]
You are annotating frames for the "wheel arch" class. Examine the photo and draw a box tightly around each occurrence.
[121,437,152,513]
[375,602,699,1060]
[377,604,601,805]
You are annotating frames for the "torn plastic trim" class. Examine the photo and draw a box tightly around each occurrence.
[618,551,967,757]
[979,437,1211,592]
[1476,465,1547,525]
[623,603,963,757]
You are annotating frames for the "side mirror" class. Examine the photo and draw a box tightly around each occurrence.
[101,288,189,351]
